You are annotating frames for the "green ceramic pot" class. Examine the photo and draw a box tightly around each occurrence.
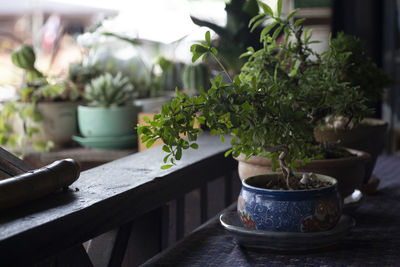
[77,105,140,137]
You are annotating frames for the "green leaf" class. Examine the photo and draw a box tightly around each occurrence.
[162,145,171,153]
[190,143,199,149]
[175,147,182,160]
[146,139,156,148]
[191,51,202,63]
[224,149,232,157]
[143,116,151,123]
[250,17,267,33]
[277,0,282,17]
[257,0,274,16]
[260,21,277,42]
[249,13,265,28]
[294,18,305,28]
[272,25,283,40]
[286,9,298,21]
[163,154,171,163]
[137,126,142,135]
[141,135,151,143]
[161,165,173,170]
[220,135,225,143]
[205,31,211,44]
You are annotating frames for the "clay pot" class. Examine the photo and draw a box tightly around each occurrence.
[238,173,341,232]
[314,118,388,183]
[235,149,370,198]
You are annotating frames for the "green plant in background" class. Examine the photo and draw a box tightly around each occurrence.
[11,45,44,82]
[75,30,156,99]
[68,61,103,91]
[0,45,80,152]
[84,72,135,107]
[327,32,392,106]
[182,63,210,94]
[152,56,185,95]
[138,0,368,188]
[191,0,275,72]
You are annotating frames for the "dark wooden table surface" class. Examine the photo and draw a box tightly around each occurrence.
[143,155,400,267]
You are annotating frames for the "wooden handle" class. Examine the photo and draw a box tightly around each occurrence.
[0,159,80,211]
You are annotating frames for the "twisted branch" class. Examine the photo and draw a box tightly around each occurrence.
[264,145,296,190]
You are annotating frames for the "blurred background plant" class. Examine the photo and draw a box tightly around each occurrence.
[84,72,135,108]
[190,0,280,72]
[0,44,80,153]
[326,32,392,110]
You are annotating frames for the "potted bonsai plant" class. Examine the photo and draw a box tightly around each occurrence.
[0,44,80,154]
[74,72,139,150]
[138,0,370,203]
[138,0,368,197]
[314,32,391,186]
[139,0,356,232]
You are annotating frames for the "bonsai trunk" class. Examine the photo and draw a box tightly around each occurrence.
[264,145,296,190]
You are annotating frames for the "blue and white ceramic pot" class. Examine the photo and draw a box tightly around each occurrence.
[237,173,342,232]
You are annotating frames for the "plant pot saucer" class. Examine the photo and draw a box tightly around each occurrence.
[220,211,355,251]
[343,189,365,213]
[72,134,137,150]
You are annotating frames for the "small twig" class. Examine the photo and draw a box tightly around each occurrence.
[211,53,233,83]
[344,114,353,129]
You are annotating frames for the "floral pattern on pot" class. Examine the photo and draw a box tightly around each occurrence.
[301,200,341,232]
[237,195,256,229]
[238,174,342,232]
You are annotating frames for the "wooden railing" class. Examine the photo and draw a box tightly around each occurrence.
[0,134,239,267]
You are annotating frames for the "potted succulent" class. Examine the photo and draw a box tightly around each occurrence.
[0,45,80,153]
[314,32,391,186]
[139,1,358,232]
[74,72,139,150]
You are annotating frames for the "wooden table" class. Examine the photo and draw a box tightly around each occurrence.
[142,155,400,266]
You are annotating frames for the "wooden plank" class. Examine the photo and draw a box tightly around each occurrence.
[176,196,185,241]
[0,134,235,266]
[160,204,170,250]
[87,221,133,267]
[224,172,233,207]
[200,184,208,223]
[121,208,164,266]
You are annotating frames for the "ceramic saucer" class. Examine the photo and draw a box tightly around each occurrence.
[343,189,365,213]
[220,211,355,251]
[72,134,137,150]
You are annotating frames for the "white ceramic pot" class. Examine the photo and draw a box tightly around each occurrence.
[12,101,78,149]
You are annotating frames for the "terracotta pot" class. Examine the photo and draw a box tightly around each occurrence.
[314,118,388,183]
[235,149,370,198]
